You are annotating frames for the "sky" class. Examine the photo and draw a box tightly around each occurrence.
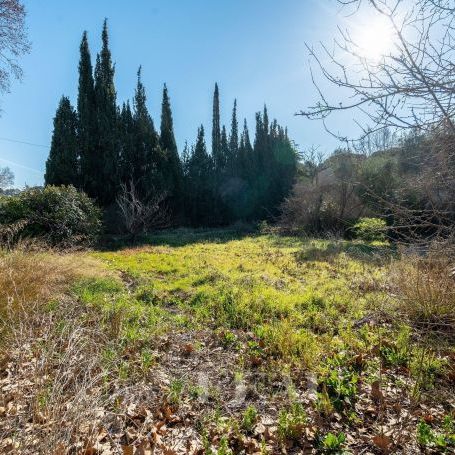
[0,0,359,187]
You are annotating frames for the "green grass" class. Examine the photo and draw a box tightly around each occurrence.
[88,232,389,367]
[4,229,453,452]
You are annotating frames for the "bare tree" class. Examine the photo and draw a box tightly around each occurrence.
[116,181,169,238]
[0,0,30,94]
[0,165,13,189]
[299,0,455,244]
[300,0,455,138]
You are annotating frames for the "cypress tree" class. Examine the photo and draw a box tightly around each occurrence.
[119,101,135,184]
[45,96,79,186]
[212,83,222,170]
[77,31,96,195]
[186,125,213,225]
[229,99,239,163]
[132,67,162,199]
[238,119,253,179]
[220,125,229,170]
[160,83,183,215]
[94,19,119,205]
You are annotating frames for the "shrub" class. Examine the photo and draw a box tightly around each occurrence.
[351,217,387,241]
[0,185,101,247]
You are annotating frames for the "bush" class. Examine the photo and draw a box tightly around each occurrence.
[0,186,101,247]
[351,217,387,241]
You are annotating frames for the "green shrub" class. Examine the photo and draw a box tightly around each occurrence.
[0,185,101,247]
[351,217,387,241]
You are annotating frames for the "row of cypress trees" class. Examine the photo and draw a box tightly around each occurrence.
[45,21,299,226]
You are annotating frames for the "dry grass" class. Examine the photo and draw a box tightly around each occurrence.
[392,253,455,338]
[0,243,104,324]
[0,246,116,453]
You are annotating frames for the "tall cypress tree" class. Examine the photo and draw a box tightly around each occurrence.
[94,19,119,205]
[186,125,213,225]
[133,67,162,199]
[77,31,96,195]
[212,83,222,170]
[229,99,239,164]
[119,101,135,184]
[220,125,229,170]
[45,96,79,186]
[160,83,183,215]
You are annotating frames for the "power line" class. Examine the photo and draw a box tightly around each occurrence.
[0,136,50,149]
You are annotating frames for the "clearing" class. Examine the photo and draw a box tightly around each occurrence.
[1,230,454,454]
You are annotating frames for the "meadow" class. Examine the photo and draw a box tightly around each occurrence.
[1,229,454,454]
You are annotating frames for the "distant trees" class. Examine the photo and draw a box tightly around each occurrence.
[45,22,299,229]
[0,0,30,95]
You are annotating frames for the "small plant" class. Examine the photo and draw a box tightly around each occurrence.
[318,432,347,453]
[317,353,359,413]
[168,378,185,406]
[277,402,307,441]
[241,405,258,433]
[218,329,238,348]
[217,436,233,455]
[380,326,411,368]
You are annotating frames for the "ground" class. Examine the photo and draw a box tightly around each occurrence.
[1,229,454,454]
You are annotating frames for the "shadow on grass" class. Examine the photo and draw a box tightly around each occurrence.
[99,226,258,251]
[294,240,397,264]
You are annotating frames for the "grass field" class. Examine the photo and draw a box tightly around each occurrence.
[1,230,454,453]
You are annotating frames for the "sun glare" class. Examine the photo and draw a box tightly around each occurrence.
[353,16,395,60]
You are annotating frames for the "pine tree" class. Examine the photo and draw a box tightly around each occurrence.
[77,31,96,195]
[45,96,79,186]
[160,83,183,215]
[94,19,119,205]
[212,83,222,170]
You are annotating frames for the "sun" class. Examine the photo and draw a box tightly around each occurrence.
[353,16,395,60]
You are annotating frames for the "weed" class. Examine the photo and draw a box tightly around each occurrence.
[242,405,259,433]
[277,402,307,441]
[317,353,359,413]
[168,378,185,406]
[318,432,348,453]
[417,417,455,450]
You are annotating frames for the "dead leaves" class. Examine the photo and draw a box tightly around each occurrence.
[372,434,393,452]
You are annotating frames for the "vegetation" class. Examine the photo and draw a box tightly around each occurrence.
[1,230,453,453]
[0,185,101,247]
[45,21,299,228]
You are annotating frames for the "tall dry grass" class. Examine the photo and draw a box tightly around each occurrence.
[0,243,101,323]
[0,245,115,453]
[391,252,455,338]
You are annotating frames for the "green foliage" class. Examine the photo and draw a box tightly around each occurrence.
[318,432,347,453]
[241,405,258,433]
[352,218,387,241]
[45,96,79,187]
[417,417,455,450]
[277,402,307,441]
[0,186,101,247]
[317,353,359,413]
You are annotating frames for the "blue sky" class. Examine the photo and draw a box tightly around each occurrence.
[0,0,354,187]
